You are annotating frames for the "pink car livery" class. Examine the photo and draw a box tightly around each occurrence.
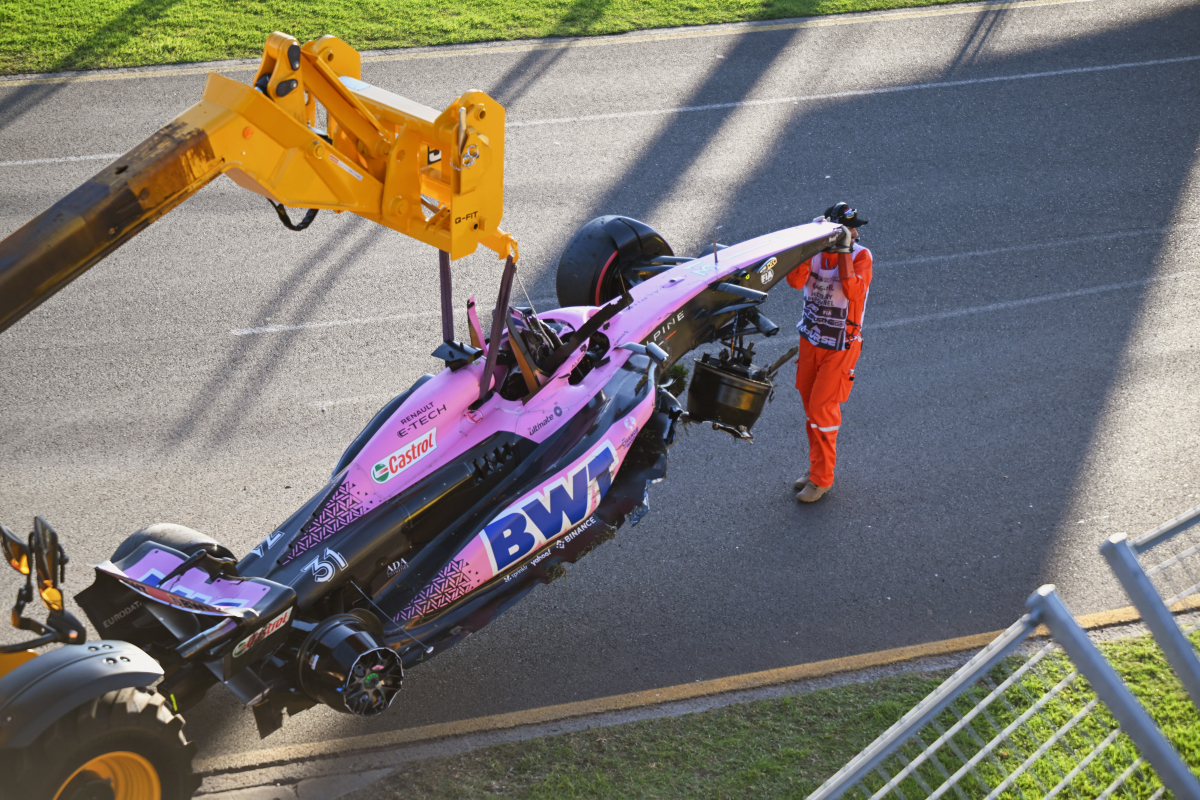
[77,215,837,736]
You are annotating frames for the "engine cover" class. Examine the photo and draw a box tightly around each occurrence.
[297,612,403,716]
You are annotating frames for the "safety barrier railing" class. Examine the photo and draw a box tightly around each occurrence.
[1103,505,1200,711]
[807,585,1200,800]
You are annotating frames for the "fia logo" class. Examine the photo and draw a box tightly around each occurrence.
[480,442,618,572]
[759,257,778,285]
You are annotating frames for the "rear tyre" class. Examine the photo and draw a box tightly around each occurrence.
[10,687,199,800]
[110,523,234,564]
[556,216,673,307]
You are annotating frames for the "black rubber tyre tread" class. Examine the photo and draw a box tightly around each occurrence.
[556,216,620,308]
[6,686,199,800]
[557,216,675,308]
[111,522,235,564]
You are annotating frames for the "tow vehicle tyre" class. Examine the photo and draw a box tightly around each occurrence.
[7,686,198,800]
[556,215,674,307]
[110,523,234,564]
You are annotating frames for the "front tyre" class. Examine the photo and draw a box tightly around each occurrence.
[556,215,674,307]
[10,687,198,800]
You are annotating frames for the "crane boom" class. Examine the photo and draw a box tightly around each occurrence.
[0,33,516,334]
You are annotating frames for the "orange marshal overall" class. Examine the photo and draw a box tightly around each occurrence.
[786,242,873,489]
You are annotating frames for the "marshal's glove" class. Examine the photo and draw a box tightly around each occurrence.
[831,225,853,253]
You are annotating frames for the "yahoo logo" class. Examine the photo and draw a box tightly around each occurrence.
[481,443,617,572]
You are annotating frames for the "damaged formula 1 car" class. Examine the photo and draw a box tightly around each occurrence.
[0,32,840,799]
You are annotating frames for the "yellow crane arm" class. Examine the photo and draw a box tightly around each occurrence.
[0,33,517,334]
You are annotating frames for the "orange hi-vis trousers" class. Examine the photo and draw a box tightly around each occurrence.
[795,338,861,487]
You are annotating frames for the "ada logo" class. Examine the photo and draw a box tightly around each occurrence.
[373,428,437,484]
[481,442,617,572]
[759,257,778,285]
[233,607,293,659]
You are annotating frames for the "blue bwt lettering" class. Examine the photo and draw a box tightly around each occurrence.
[485,512,537,571]
[522,468,589,534]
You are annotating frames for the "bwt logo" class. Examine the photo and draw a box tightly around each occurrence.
[481,443,617,572]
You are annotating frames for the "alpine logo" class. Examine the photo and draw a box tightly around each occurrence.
[651,311,685,344]
[232,607,293,659]
[480,442,617,573]
[372,428,437,484]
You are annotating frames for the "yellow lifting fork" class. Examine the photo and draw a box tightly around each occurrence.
[0,33,519,336]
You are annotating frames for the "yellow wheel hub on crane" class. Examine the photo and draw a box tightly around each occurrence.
[54,751,161,800]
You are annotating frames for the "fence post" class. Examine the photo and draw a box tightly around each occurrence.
[1027,585,1200,800]
[806,616,1037,800]
[1102,533,1200,709]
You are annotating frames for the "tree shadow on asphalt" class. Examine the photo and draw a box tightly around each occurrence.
[573,24,815,229]
[162,216,387,450]
[188,2,1200,749]
[0,0,186,137]
[486,0,616,107]
[572,2,1200,676]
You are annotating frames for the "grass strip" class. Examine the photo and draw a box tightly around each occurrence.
[2,0,980,76]
[346,634,1200,799]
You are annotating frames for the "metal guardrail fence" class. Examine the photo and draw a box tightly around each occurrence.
[1103,505,1200,713]
[808,504,1200,800]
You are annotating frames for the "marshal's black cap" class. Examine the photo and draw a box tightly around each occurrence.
[824,202,868,228]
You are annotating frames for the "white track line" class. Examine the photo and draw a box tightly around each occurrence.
[240,271,1182,338]
[231,298,556,336]
[10,52,1200,168]
[229,226,1183,335]
[306,271,1192,406]
[232,312,438,337]
[873,271,1195,330]
[312,394,397,409]
[508,54,1200,128]
[0,152,121,167]
[885,224,1194,267]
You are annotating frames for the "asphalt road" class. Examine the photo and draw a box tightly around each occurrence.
[2,0,1200,765]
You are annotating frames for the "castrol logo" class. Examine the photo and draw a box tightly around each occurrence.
[372,428,437,484]
[232,606,292,659]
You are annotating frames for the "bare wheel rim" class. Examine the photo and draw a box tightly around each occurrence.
[54,750,161,800]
